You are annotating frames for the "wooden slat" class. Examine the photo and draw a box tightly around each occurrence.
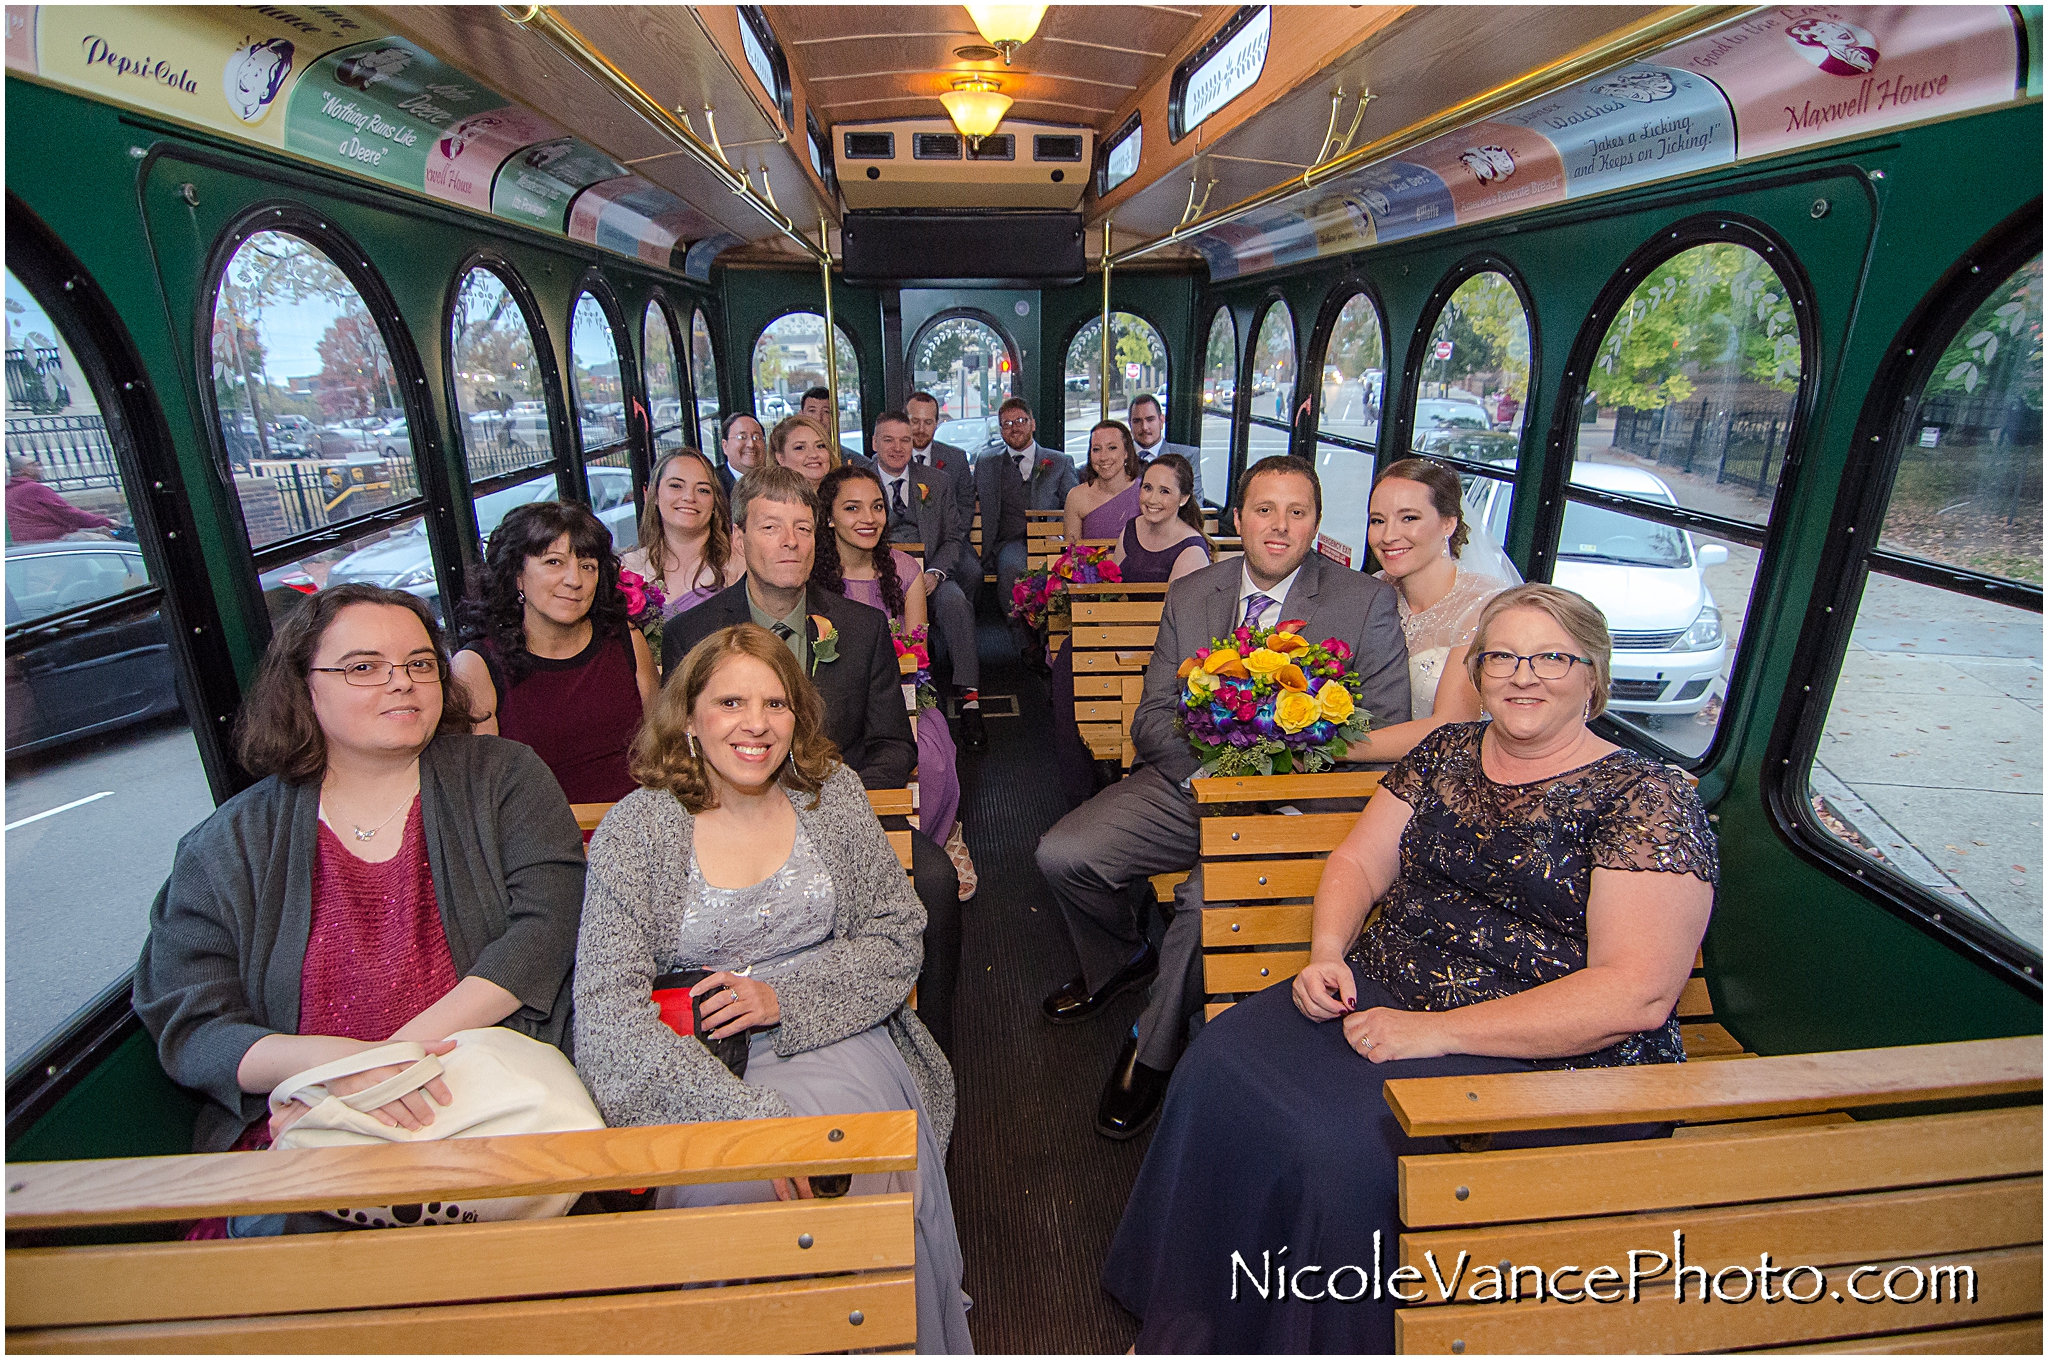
[1075,700,1125,723]
[1149,871,1189,900]
[1754,1318,2044,1353]
[1669,1112,1854,1138]
[1203,858,1325,901]
[1383,1036,2042,1139]
[1397,1178,2041,1303]
[1071,600,1164,623]
[1075,675,1124,697]
[1072,648,1150,672]
[1680,1022,1745,1058]
[865,788,915,818]
[4,1112,917,1230]
[1194,771,1382,803]
[1393,1246,2038,1355]
[7,1194,914,1328]
[1678,975,1713,1019]
[571,802,611,833]
[1121,677,1145,702]
[1398,1106,2041,1229]
[1201,811,1358,856]
[1069,624,1158,649]
[1204,949,1310,993]
[10,1269,918,1355]
[1201,902,1314,947]
[1070,581,1169,597]
[885,829,912,870]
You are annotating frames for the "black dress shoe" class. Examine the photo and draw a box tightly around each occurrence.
[1097,1032,1171,1140]
[957,706,987,752]
[1041,942,1158,1024]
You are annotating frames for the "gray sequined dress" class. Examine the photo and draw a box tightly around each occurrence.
[659,822,973,1354]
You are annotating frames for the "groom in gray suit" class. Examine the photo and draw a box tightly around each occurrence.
[1128,393,1205,506]
[1034,454,1410,1138]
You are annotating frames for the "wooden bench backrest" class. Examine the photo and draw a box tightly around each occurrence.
[577,789,916,875]
[1069,582,1168,766]
[6,1112,921,1353]
[1382,1037,2043,1354]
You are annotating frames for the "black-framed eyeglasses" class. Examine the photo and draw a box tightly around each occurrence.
[310,658,445,687]
[1476,650,1594,681]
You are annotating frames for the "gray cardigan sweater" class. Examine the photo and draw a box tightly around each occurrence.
[132,735,587,1153]
[574,764,955,1151]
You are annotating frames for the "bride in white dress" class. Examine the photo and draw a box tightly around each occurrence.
[1349,457,1518,761]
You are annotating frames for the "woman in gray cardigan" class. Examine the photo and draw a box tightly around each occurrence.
[575,622,970,1353]
[133,585,585,1171]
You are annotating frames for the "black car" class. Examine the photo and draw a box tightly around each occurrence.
[4,539,181,756]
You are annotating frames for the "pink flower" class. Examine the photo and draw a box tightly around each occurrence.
[619,569,649,616]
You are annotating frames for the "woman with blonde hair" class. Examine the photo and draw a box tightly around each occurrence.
[573,622,971,1353]
[769,413,838,491]
[618,449,733,618]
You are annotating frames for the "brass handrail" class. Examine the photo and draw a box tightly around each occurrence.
[501,5,828,264]
[1104,4,1752,267]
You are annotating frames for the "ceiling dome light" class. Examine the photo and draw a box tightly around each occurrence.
[940,76,1012,146]
[964,4,1045,65]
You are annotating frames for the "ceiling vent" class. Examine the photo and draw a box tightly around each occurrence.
[833,118,1093,210]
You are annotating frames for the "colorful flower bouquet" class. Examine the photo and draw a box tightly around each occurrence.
[892,623,940,710]
[1174,619,1371,776]
[1010,543,1123,633]
[620,568,666,659]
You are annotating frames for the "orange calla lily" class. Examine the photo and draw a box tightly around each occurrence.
[1266,631,1308,654]
[1203,648,1249,679]
[1276,663,1309,691]
[1177,656,1200,680]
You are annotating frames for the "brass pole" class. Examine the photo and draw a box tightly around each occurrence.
[819,215,841,460]
[502,6,828,263]
[1105,4,1747,267]
[1099,221,1113,424]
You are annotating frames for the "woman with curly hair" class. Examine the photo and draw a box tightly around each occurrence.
[618,449,735,618]
[811,464,974,894]
[770,412,838,492]
[451,500,658,803]
[574,623,972,1353]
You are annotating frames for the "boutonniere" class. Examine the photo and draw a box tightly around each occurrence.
[1038,457,1055,475]
[809,614,839,674]
[916,482,931,503]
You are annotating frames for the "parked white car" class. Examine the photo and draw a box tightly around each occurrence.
[1466,460,1728,715]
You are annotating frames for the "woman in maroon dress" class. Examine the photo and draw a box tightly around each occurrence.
[452,501,659,804]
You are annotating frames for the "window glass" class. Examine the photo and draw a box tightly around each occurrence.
[914,317,1014,438]
[690,309,721,455]
[1247,302,1295,467]
[1567,243,1801,758]
[1313,294,1385,563]
[570,292,628,468]
[210,231,413,548]
[1578,243,1802,525]
[1880,258,2042,582]
[1414,271,1529,465]
[1200,310,1236,507]
[643,301,685,455]
[450,266,554,484]
[751,313,862,454]
[6,264,214,1072]
[1063,312,1167,461]
[1808,255,2041,954]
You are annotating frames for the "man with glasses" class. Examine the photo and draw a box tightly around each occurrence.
[715,413,766,496]
[905,391,978,580]
[1127,394,1204,507]
[1034,455,1410,1140]
[973,397,1077,665]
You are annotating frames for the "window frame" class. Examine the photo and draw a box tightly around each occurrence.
[567,270,639,482]
[1541,218,1818,771]
[1244,291,1300,458]
[1057,305,1170,453]
[1096,110,1144,197]
[805,107,837,198]
[198,205,454,589]
[1303,280,1390,553]
[690,305,723,454]
[737,6,796,129]
[748,307,862,435]
[1198,303,1242,504]
[640,291,688,449]
[1396,254,1538,493]
[1766,207,2042,986]
[1168,5,1271,144]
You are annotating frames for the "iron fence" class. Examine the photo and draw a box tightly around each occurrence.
[1611,400,1795,497]
[5,414,121,491]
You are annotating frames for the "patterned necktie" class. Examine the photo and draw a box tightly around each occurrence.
[770,622,796,641]
[890,478,908,518]
[1242,592,1277,630]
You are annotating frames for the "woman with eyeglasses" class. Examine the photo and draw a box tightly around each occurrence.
[1104,583,1717,1354]
[452,501,658,804]
[133,584,585,1231]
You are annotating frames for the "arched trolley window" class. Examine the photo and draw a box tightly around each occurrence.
[448,261,569,579]
[643,297,687,456]
[1199,309,1237,508]
[752,312,861,454]
[689,308,722,456]
[1311,291,1385,565]
[1063,311,1167,463]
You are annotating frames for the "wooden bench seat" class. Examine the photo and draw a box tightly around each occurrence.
[1382,1036,2043,1354]
[6,1112,921,1353]
[1068,583,1168,766]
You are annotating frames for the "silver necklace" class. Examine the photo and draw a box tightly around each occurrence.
[325,788,414,842]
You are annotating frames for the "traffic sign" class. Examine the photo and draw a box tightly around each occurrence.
[1433,340,1454,361]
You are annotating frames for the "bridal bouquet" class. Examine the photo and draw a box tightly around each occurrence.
[619,568,667,658]
[1010,543,1122,632]
[892,623,940,710]
[1174,619,1370,776]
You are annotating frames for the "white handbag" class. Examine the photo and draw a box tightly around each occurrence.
[270,1026,605,1228]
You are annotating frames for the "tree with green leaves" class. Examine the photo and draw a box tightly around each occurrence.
[1585,243,1800,412]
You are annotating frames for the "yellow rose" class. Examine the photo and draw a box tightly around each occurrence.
[1275,690,1321,734]
[1203,648,1249,679]
[1243,648,1288,676]
[1317,683,1356,724]
[1266,631,1308,654]
[1187,668,1220,698]
[1276,663,1309,692]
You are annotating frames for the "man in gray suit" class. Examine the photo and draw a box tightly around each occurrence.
[866,410,986,750]
[1128,392,1204,506]
[906,391,980,578]
[973,396,1079,663]
[1034,454,1410,1138]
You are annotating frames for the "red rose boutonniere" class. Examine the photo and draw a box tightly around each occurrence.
[1038,457,1055,475]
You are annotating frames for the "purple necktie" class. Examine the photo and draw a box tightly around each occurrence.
[1242,592,1277,630]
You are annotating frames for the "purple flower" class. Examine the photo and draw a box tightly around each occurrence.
[1308,719,1334,743]
[1253,711,1278,738]
[1228,728,1254,748]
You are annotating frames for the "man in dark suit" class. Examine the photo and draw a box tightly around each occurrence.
[1127,393,1205,506]
[1034,455,1411,1138]
[664,465,963,1056]
[713,412,765,498]
[865,410,986,751]
[973,396,1079,660]
[906,390,979,575]
[800,386,834,430]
